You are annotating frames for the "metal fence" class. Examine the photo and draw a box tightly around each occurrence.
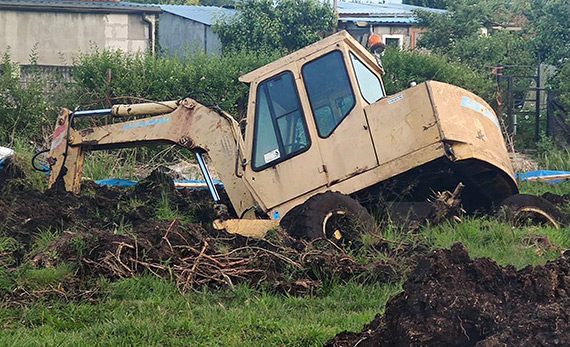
[19,64,74,86]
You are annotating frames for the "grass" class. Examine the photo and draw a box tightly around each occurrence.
[537,138,570,171]
[519,179,570,196]
[0,277,400,346]
[83,150,138,182]
[2,139,50,192]
[423,217,569,268]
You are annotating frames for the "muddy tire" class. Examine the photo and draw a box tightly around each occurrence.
[497,194,567,229]
[280,191,374,247]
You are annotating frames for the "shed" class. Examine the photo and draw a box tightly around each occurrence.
[337,1,445,49]
[158,5,236,57]
[0,0,161,67]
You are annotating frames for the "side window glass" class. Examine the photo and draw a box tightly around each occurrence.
[252,72,310,171]
[350,53,384,104]
[302,51,355,138]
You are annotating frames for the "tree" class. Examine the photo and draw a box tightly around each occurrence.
[402,0,451,9]
[213,0,337,53]
[414,0,534,73]
[550,59,570,110]
[415,0,570,69]
[524,0,570,67]
[381,47,494,100]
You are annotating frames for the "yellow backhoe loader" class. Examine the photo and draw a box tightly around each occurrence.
[45,31,563,242]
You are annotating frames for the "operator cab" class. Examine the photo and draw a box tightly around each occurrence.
[239,30,386,212]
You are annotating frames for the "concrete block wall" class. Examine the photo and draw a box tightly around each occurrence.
[0,9,154,66]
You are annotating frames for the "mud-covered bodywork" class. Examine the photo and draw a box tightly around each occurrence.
[361,80,517,212]
[238,31,516,218]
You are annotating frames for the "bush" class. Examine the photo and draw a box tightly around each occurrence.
[381,47,495,101]
[71,49,281,118]
[537,136,570,171]
[0,49,68,145]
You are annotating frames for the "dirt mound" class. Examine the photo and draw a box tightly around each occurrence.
[326,243,570,346]
[0,167,417,303]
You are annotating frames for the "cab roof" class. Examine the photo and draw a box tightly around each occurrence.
[238,30,382,84]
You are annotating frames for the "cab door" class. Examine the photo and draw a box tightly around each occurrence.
[243,67,327,213]
[299,49,379,187]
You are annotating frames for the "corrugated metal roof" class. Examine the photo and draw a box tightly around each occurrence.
[0,0,161,12]
[339,16,416,24]
[159,5,236,26]
[337,1,445,16]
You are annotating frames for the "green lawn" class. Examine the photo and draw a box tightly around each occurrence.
[1,278,399,346]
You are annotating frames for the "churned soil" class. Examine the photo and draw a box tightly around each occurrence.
[0,164,412,301]
[325,243,570,347]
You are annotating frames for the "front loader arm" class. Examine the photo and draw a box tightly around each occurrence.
[48,98,258,218]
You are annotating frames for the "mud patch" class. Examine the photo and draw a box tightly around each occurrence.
[0,168,417,304]
[325,243,570,346]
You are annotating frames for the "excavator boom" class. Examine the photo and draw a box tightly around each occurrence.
[48,98,258,219]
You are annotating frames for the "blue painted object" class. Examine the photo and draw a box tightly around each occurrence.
[94,179,138,187]
[515,170,570,183]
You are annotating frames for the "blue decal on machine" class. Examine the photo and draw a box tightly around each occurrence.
[461,97,500,128]
[121,116,170,131]
[272,211,280,220]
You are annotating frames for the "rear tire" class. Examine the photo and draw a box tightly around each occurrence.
[497,194,567,229]
[280,191,374,247]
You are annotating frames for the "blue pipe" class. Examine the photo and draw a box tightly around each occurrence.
[73,109,113,117]
[194,151,221,203]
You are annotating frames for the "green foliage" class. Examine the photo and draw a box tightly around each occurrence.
[0,49,67,144]
[213,0,337,53]
[382,47,494,99]
[72,48,278,119]
[0,236,19,268]
[0,277,398,346]
[414,1,534,74]
[414,0,570,71]
[9,139,50,191]
[519,180,570,198]
[402,0,451,9]
[536,136,570,171]
[423,217,569,268]
[549,58,570,110]
[83,150,138,181]
[525,0,570,67]
[32,228,60,254]
[155,191,180,222]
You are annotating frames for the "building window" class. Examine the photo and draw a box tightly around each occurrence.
[382,34,404,49]
[252,71,310,171]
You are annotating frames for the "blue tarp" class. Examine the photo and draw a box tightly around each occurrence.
[515,170,570,183]
[94,179,138,187]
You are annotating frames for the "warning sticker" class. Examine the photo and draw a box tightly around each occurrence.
[264,149,280,164]
[388,94,404,104]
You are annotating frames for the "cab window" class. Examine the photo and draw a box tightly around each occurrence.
[252,71,310,171]
[302,51,356,138]
[350,53,385,104]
